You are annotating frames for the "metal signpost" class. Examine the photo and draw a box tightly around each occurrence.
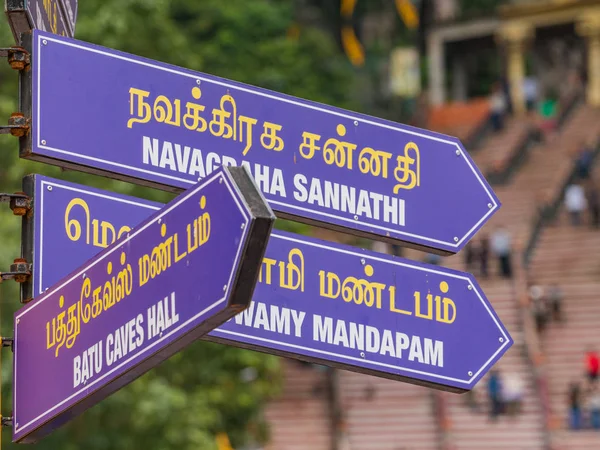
[18,30,500,254]
[4,0,72,43]
[22,175,512,397]
[12,166,275,443]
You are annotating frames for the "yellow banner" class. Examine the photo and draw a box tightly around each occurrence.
[216,433,234,450]
[340,0,420,67]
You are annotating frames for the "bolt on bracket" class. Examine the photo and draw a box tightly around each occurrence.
[0,192,30,216]
[0,259,31,284]
[2,338,13,352]
[1,416,13,427]
[0,46,30,70]
[0,112,29,137]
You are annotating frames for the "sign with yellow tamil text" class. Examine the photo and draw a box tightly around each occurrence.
[19,29,500,254]
[23,175,512,407]
[13,166,275,443]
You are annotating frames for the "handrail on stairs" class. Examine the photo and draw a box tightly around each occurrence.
[514,255,554,449]
[464,114,493,154]
[522,142,600,269]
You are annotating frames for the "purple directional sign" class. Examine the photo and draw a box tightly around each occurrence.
[18,29,500,254]
[5,0,71,43]
[13,166,275,443]
[23,175,512,402]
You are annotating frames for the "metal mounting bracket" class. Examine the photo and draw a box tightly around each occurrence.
[0,259,31,283]
[1,338,13,352]
[0,46,30,70]
[1,416,13,427]
[0,192,30,215]
[0,113,29,137]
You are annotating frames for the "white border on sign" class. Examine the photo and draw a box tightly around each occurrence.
[35,33,500,249]
[15,170,251,436]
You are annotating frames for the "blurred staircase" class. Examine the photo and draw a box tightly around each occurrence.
[265,362,332,450]
[404,103,598,449]
[442,280,545,449]
[474,118,534,185]
[528,160,600,450]
[447,103,600,449]
[336,372,440,449]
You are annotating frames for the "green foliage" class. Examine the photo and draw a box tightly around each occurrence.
[0,0,357,448]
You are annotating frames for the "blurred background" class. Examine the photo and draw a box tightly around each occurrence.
[2,0,600,448]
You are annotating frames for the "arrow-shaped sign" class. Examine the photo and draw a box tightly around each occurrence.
[18,30,500,254]
[13,166,275,443]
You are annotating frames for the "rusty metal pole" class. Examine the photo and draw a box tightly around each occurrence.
[325,367,342,450]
